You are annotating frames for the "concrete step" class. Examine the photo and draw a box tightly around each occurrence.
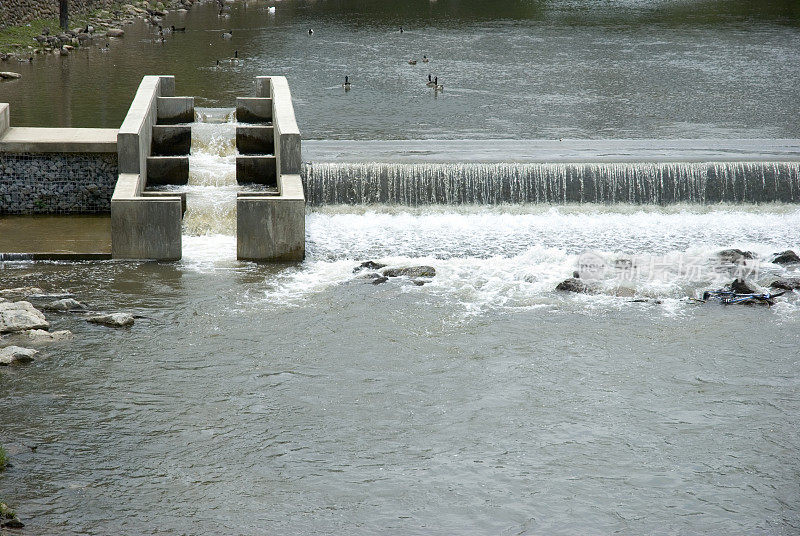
[146,156,189,186]
[151,125,191,156]
[157,96,194,125]
[141,190,187,215]
[236,125,274,155]
[236,155,277,186]
[236,97,272,123]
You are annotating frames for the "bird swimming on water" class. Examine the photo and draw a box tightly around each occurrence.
[342,75,351,90]
[408,59,417,65]
[172,25,186,32]
[308,28,314,35]
[222,29,233,39]
[426,74,435,87]
[422,55,429,63]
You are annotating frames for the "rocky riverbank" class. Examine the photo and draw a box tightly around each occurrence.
[0,0,201,57]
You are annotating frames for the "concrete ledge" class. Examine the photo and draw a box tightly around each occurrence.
[157,97,194,124]
[0,252,112,261]
[236,97,272,123]
[0,127,118,153]
[146,156,189,186]
[151,125,191,156]
[141,190,187,215]
[255,77,271,98]
[236,125,274,155]
[236,174,305,262]
[236,155,277,185]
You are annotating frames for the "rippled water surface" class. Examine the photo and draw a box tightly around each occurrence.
[2,0,799,139]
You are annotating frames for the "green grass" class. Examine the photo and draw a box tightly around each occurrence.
[0,445,7,471]
[0,4,127,54]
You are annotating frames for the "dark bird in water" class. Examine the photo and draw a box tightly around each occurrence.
[399,26,404,33]
[216,59,220,66]
[222,29,233,39]
[100,43,110,52]
[172,25,186,32]
[408,59,417,65]
[308,28,314,35]
[342,75,351,90]
[422,55,429,63]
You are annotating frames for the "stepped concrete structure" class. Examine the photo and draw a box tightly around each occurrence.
[0,74,306,262]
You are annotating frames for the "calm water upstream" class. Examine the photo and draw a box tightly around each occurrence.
[2,0,800,534]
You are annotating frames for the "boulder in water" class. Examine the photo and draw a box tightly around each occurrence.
[354,261,387,273]
[87,313,134,327]
[0,346,38,365]
[771,250,800,265]
[42,298,86,312]
[0,71,21,80]
[105,28,125,37]
[17,329,73,344]
[770,277,800,291]
[729,278,759,294]
[0,287,44,299]
[383,266,436,278]
[0,301,49,334]
[717,249,755,263]
[556,277,595,294]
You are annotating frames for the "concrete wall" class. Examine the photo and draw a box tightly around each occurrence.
[236,76,305,261]
[237,174,305,261]
[0,104,9,137]
[111,75,183,260]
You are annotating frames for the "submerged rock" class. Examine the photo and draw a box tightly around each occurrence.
[353,261,387,273]
[105,28,125,37]
[372,276,389,285]
[770,277,800,291]
[17,329,73,344]
[771,250,800,265]
[729,278,759,294]
[42,298,86,312]
[383,266,436,278]
[555,278,595,294]
[0,301,49,334]
[0,71,22,80]
[357,272,383,280]
[0,346,38,365]
[0,287,44,299]
[717,249,755,263]
[87,313,134,327]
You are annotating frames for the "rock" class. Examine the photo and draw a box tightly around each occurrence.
[357,272,383,280]
[383,266,436,278]
[0,72,22,80]
[43,298,86,311]
[106,28,125,37]
[87,313,134,327]
[613,287,636,298]
[0,301,49,334]
[729,278,759,294]
[555,277,595,293]
[771,250,800,265]
[17,329,73,344]
[371,276,389,285]
[0,287,44,298]
[411,279,427,286]
[353,261,387,273]
[0,346,38,365]
[1,517,24,529]
[770,277,800,291]
[717,249,755,263]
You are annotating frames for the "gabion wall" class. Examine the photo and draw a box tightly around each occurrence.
[0,153,118,214]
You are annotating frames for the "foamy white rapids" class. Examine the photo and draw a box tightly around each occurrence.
[262,205,800,315]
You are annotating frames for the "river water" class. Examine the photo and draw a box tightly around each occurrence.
[2,0,800,534]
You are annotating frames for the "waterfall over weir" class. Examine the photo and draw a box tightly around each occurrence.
[302,161,800,205]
